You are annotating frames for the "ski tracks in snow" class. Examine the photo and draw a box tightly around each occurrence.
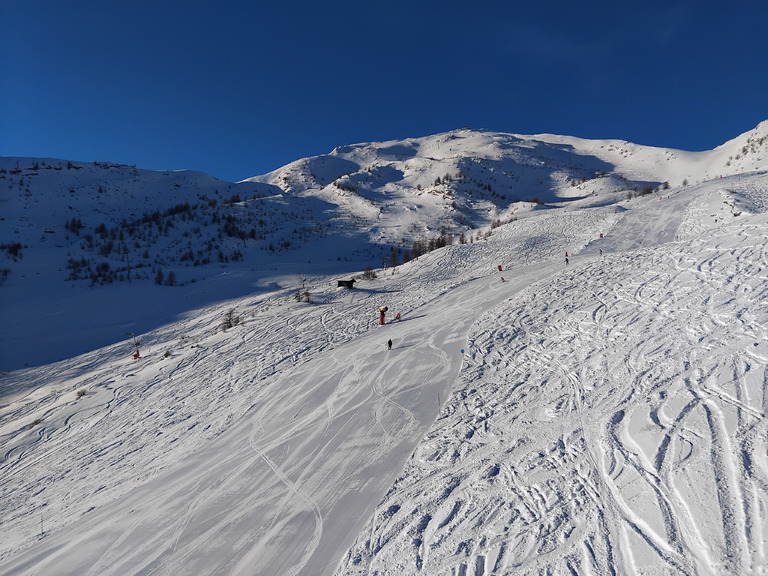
[337,197,768,574]
[6,187,768,575]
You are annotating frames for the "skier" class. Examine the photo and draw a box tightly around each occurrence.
[395,313,401,321]
[387,339,392,350]
[565,257,569,265]
[500,277,505,282]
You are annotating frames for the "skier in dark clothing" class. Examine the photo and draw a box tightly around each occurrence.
[387,339,392,350]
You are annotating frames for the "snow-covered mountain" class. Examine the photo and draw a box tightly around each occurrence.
[246,121,768,243]
[3,122,767,371]
[1,122,768,575]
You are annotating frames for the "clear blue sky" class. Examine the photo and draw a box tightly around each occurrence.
[2,0,766,182]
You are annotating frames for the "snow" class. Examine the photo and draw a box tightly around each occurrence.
[340,189,768,574]
[2,123,768,575]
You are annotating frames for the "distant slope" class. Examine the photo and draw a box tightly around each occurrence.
[1,121,766,370]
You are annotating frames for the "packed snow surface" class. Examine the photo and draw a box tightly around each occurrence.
[2,125,768,575]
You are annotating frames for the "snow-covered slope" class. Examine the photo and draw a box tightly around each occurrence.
[1,123,768,575]
[246,121,768,243]
[339,173,768,575]
[531,119,768,186]
[4,122,766,371]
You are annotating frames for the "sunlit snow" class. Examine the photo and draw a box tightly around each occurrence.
[2,123,768,575]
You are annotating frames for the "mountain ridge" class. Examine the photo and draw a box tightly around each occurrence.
[1,121,766,370]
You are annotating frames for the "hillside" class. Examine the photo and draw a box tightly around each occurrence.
[2,122,766,371]
[1,123,768,575]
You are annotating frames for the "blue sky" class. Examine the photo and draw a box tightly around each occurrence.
[2,0,766,183]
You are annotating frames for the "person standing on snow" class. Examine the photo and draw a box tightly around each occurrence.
[387,339,392,350]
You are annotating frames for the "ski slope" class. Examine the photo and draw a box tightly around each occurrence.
[2,164,768,573]
[341,173,768,575]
